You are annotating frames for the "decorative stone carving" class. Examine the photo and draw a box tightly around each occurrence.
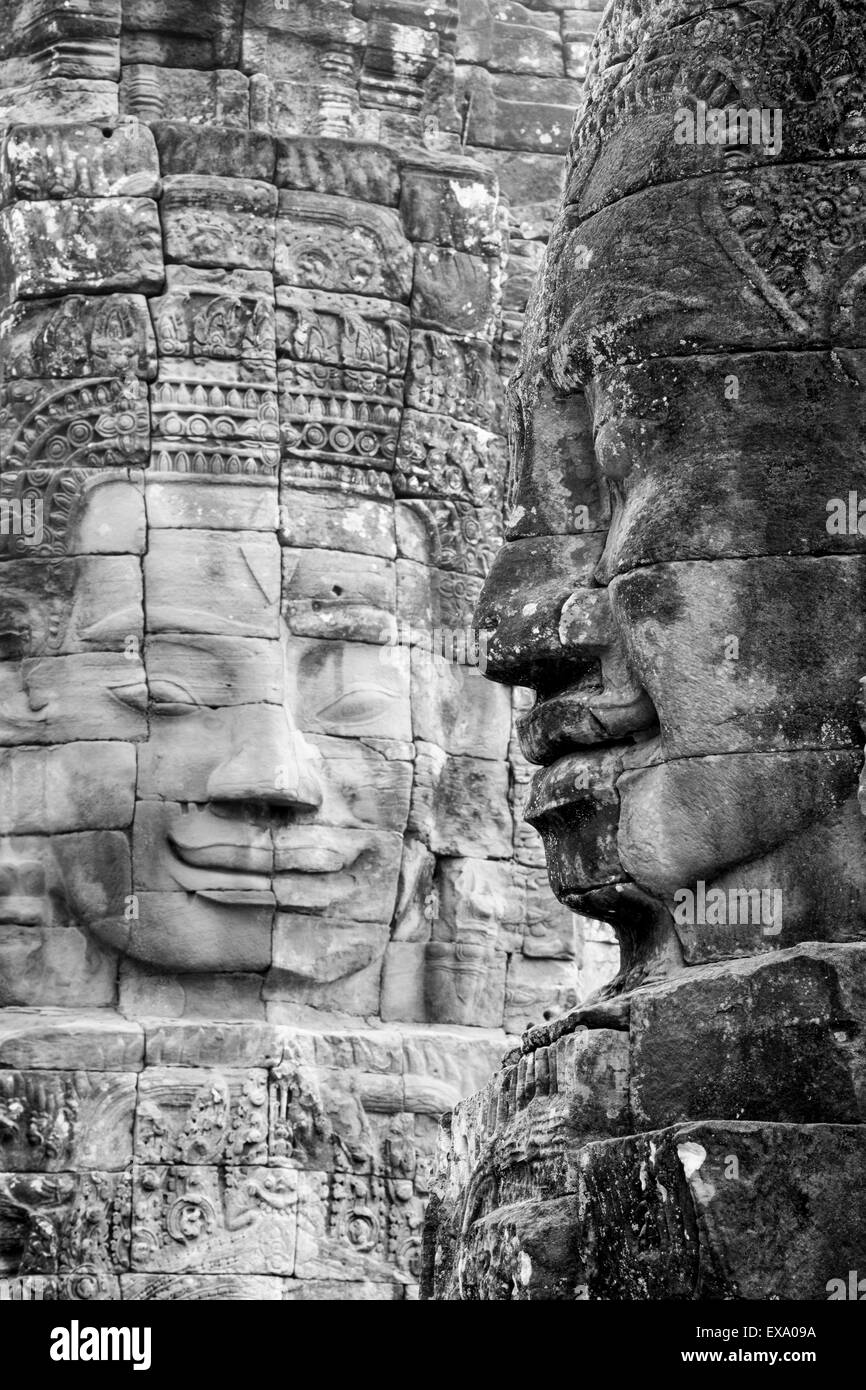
[275,192,413,300]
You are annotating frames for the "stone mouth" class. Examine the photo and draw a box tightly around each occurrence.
[167,830,356,887]
[168,836,272,876]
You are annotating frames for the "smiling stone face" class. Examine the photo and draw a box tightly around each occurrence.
[477,2,866,991]
[121,477,410,1003]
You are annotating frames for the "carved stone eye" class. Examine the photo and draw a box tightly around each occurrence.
[315,685,396,729]
[109,680,148,712]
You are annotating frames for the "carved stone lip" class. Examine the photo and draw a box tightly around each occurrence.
[274,842,355,874]
[167,837,272,875]
[519,691,658,767]
[0,896,45,926]
[525,733,663,820]
[517,691,608,764]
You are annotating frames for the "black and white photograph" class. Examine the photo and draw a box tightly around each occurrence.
[0,0,863,1364]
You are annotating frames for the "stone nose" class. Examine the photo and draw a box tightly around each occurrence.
[474,532,609,688]
[206,705,323,810]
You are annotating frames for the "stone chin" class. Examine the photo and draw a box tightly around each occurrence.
[530,744,866,981]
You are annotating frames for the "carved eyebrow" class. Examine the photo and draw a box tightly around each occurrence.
[78,608,143,641]
[143,606,265,635]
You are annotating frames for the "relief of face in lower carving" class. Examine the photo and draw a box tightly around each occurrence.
[478,158,866,990]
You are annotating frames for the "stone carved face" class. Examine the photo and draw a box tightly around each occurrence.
[479,171,866,989]
[0,476,412,1006]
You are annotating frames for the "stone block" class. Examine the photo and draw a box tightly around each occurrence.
[425,943,507,1028]
[124,894,274,974]
[152,123,276,181]
[456,66,581,152]
[390,838,436,942]
[0,1008,143,1070]
[0,121,159,203]
[135,1067,270,1165]
[278,358,402,474]
[396,496,503,576]
[144,635,283,708]
[411,243,500,340]
[281,547,395,644]
[144,1020,282,1070]
[504,955,579,1035]
[0,80,118,126]
[119,967,266,1022]
[0,1070,135,1171]
[409,742,512,858]
[273,826,403,921]
[276,286,409,376]
[275,136,400,206]
[0,196,163,297]
[149,365,280,477]
[266,945,384,1019]
[272,914,390,986]
[0,926,116,1009]
[396,559,483,634]
[144,529,281,638]
[400,159,501,255]
[161,175,278,272]
[410,652,511,759]
[145,476,278,531]
[279,482,396,559]
[130,1165,297,1275]
[299,734,413,835]
[435,858,524,949]
[288,636,411,742]
[119,66,250,126]
[150,265,276,370]
[0,293,156,379]
[0,375,149,472]
[0,554,143,658]
[65,469,147,556]
[0,743,136,834]
[380,942,427,1024]
[120,0,243,68]
[275,191,413,301]
[405,330,504,432]
[395,409,506,507]
[631,945,866,1129]
[294,1168,422,1285]
[0,652,147,744]
[0,1170,130,1277]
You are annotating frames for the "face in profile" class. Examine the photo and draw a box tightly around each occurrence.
[478,164,866,992]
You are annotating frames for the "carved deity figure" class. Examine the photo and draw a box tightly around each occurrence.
[479,0,866,998]
[426,0,866,1302]
[0,0,596,1299]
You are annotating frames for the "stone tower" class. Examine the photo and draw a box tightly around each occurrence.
[426,0,866,1300]
[0,1,607,1300]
